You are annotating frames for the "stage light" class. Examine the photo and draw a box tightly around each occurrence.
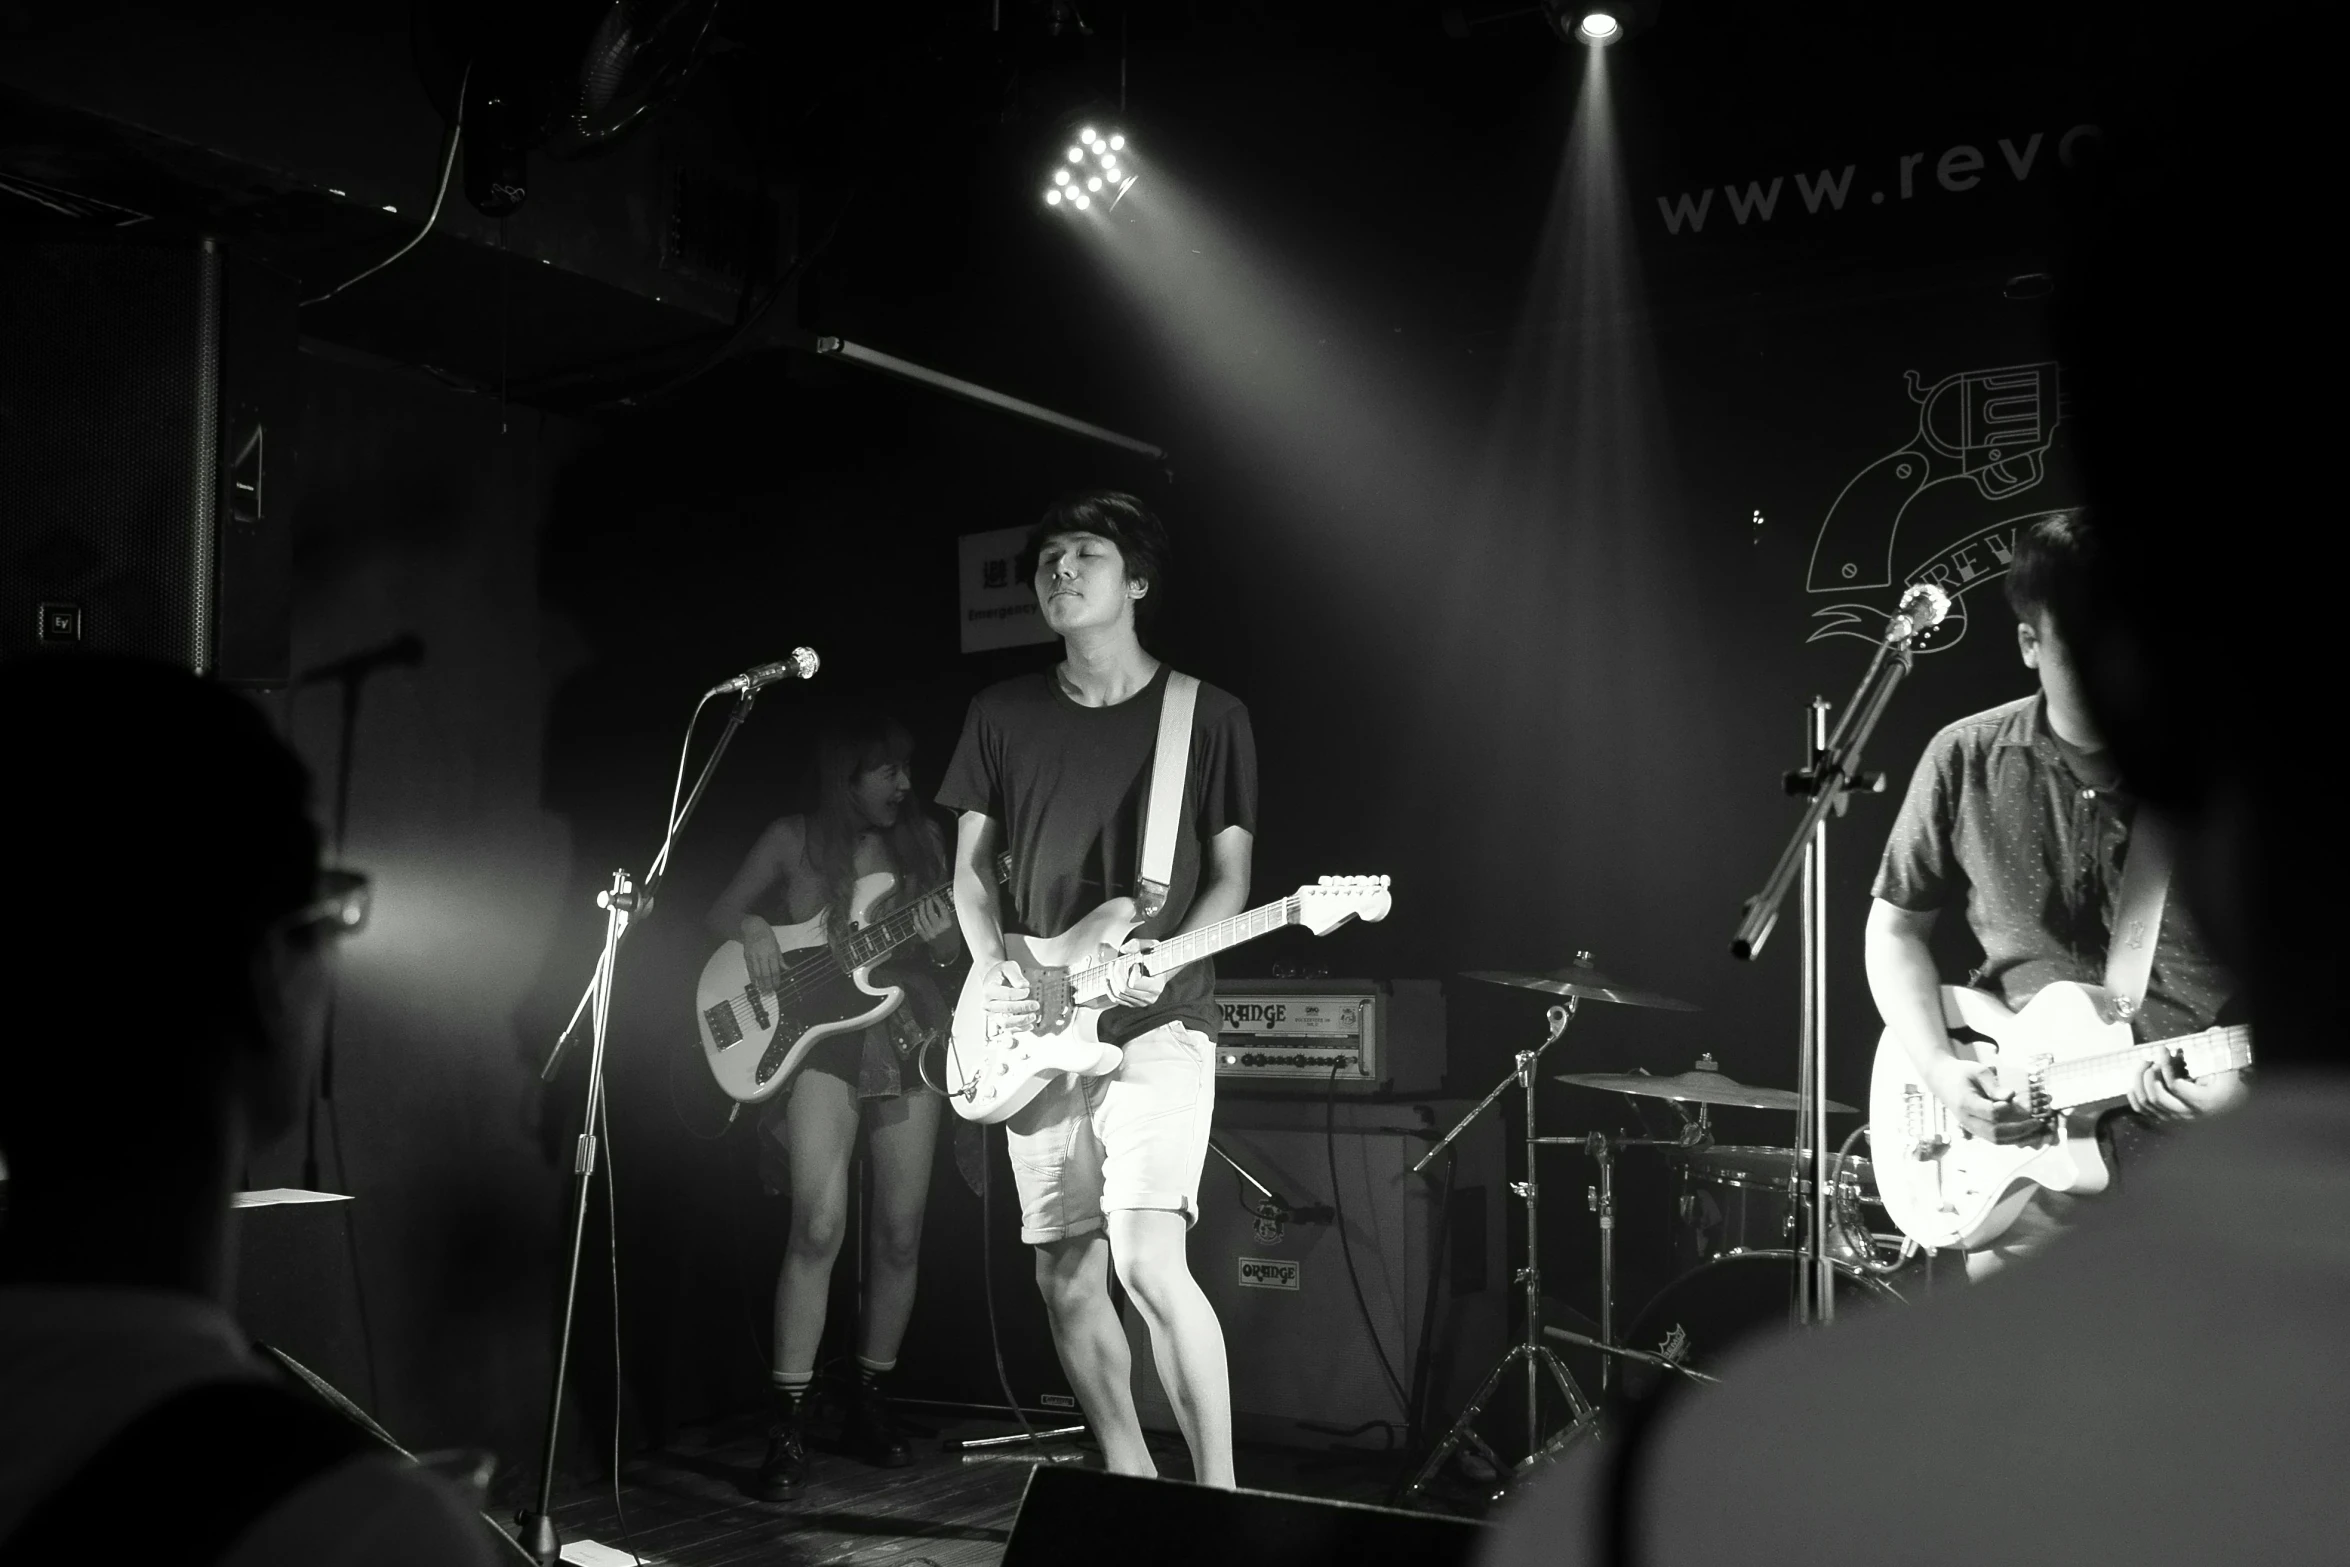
[1578,10,1620,41]
[1045,126,1135,216]
[1046,188,1063,206]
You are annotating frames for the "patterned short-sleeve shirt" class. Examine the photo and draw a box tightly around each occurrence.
[1872,693,2236,1042]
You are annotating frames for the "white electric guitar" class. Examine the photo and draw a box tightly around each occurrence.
[1869,980,2253,1250]
[944,875,1393,1124]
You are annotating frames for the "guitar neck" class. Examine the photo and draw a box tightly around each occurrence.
[1089,893,1304,985]
[2029,1023,2255,1110]
[838,851,1013,970]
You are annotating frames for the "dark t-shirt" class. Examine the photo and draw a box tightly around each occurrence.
[1872,692,2235,1043]
[936,664,1259,1046]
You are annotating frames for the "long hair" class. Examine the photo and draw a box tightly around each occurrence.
[801,711,946,919]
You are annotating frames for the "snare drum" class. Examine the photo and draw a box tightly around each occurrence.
[1673,1145,1879,1269]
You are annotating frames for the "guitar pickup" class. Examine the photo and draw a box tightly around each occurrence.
[705,1004,743,1050]
[745,984,771,1031]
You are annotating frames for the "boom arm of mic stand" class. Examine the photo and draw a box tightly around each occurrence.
[1409,1004,1572,1176]
[1728,637,1917,962]
[540,690,761,1083]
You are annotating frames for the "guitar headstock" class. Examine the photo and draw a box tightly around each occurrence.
[1295,875,1393,934]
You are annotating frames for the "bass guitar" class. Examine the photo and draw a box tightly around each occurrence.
[1869,979,2253,1250]
[944,875,1392,1124]
[696,853,1008,1105]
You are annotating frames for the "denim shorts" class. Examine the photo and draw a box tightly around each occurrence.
[1002,1022,1216,1245]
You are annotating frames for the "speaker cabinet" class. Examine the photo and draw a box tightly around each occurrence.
[0,234,296,684]
[233,1190,373,1412]
[1127,1098,1505,1449]
[1002,1465,1486,1566]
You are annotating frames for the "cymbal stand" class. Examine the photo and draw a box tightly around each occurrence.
[1402,1003,1598,1498]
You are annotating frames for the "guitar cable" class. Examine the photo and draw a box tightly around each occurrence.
[978,1125,1056,1458]
[1328,1064,1411,1419]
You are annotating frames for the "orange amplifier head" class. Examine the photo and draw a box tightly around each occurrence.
[1211,979,1445,1095]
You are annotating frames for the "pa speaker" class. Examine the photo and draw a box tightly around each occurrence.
[0,234,296,684]
[1002,1465,1485,1566]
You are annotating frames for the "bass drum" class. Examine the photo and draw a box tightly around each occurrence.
[1618,1251,1903,1403]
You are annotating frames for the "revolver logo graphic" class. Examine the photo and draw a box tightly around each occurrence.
[1805,361,2068,651]
[1807,361,2067,595]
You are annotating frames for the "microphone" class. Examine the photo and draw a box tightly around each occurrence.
[1885,582,1952,644]
[712,647,820,695]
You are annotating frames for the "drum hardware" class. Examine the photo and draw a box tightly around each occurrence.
[1531,1130,1691,1397]
[1540,1323,1719,1386]
[1399,959,1702,1499]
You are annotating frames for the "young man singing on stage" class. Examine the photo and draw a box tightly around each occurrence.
[1865,509,2245,1277]
[938,491,1257,1487]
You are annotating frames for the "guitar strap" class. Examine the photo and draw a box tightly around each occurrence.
[2103,807,2174,1022]
[1134,670,1201,920]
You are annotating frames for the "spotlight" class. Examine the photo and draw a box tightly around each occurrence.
[1578,10,1620,40]
[1044,126,1134,216]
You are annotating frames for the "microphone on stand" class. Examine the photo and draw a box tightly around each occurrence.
[1885,583,1952,644]
[710,647,820,696]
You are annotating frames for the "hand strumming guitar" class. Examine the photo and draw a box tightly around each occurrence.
[980,959,1040,1037]
[1921,1053,2049,1145]
[740,916,786,993]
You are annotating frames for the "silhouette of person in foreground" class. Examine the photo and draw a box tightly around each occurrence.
[0,656,501,1565]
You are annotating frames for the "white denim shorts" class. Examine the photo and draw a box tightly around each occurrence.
[1003,1021,1216,1245]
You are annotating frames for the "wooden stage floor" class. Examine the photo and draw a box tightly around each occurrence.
[530,1408,1456,1566]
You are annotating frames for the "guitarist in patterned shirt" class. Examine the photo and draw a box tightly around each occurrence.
[1864,509,2245,1277]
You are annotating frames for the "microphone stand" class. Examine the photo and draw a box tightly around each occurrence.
[1729,596,1935,1328]
[515,685,762,1564]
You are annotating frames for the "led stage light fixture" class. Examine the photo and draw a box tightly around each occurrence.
[1043,126,1136,213]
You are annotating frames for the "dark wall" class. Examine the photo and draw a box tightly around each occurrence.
[242,353,585,1463]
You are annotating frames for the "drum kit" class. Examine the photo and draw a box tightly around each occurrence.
[1402,953,1931,1499]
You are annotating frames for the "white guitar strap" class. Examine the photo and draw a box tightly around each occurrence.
[2104,809,2174,1021]
[1135,670,1200,920]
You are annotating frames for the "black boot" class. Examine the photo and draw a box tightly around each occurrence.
[757,1390,810,1501]
[844,1371,912,1469]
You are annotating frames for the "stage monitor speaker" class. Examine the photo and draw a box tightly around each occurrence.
[0,233,297,685]
[1127,1098,1505,1449]
[233,1190,374,1413]
[1003,1465,1485,1565]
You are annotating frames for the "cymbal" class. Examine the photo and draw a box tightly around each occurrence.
[1554,1056,1856,1114]
[1462,959,1698,1012]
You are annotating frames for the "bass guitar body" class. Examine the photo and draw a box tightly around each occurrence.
[697,872,905,1105]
